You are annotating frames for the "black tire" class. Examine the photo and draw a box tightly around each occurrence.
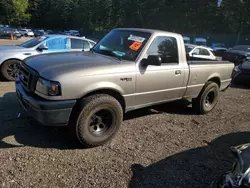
[69,94,123,147]
[192,81,219,114]
[0,60,21,81]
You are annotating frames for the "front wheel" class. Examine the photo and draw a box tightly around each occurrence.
[0,60,21,81]
[192,81,219,114]
[69,94,123,147]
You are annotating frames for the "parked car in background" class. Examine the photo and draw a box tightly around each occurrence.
[64,31,71,35]
[19,29,34,37]
[211,43,227,51]
[33,30,47,37]
[15,28,233,147]
[232,57,250,84]
[183,36,191,44]
[193,37,207,46]
[83,37,96,47]
[185,44,218,60]
[0,35,96,81]
[69,30,80,36]
[0,27,21,39]
[210,43,228,57]
[223,45,250,65]
[46,30,55,34]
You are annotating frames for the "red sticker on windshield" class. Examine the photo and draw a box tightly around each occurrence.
[129,41,142,51]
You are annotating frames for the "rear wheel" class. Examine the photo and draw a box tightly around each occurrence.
[192,81,219,114]
[0,60,21,81]
[69,94,123,147]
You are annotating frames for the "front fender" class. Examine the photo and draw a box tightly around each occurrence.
[80,81,125,97]
[0,53,29,66]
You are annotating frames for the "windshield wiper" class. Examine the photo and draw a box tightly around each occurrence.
[99,49,123,61]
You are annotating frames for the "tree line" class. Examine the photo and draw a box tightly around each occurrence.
[0,0,249,35]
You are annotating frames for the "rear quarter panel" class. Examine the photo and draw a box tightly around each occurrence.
[184,61,234,98]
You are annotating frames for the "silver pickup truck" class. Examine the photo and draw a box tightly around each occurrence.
[15,28,234,147]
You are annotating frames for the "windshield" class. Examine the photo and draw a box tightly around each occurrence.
[20,36,48,48]
[92,30,151,61]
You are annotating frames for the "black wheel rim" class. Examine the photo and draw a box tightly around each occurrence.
[6,63,20,79]
[89,109,114,135]
[205,90,215,107]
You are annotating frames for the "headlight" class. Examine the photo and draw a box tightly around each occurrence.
[36,78,61,96]
[234,65,241,72]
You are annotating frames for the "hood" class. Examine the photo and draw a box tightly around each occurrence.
[0,45,26,51]
[24,51,123,79]
[229,50,248,56]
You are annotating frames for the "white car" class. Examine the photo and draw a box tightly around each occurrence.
[185,44,219,61]
[83,38,96,48]
[19,29,34,37]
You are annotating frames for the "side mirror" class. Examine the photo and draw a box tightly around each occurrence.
[191,52,198,56]
[38,44,48,51]
[144,55,162,66]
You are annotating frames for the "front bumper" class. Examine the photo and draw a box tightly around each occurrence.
[15,81,76,126]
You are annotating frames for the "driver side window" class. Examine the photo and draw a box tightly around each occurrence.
[146,36,179,64]
[200,49,210,56]
[45,37,68,49]
[193,48,200,55]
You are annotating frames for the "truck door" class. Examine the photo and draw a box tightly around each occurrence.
[135,35,186,106]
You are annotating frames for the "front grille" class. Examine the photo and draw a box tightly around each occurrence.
[19,63,38,92]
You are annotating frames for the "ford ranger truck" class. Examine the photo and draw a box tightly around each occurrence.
[15,28,234,147]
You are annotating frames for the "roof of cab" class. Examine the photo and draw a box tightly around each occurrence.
[113,28,181,36]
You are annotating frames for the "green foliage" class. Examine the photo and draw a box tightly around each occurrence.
[0,0,249,34]
[0,0,30,26]
[12,0,31,25]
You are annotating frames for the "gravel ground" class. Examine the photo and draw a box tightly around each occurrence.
[1,39,250,188]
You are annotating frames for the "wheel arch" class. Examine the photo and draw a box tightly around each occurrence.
[78,88,126,113]
[0,58,23,69]
[207,76,221,88]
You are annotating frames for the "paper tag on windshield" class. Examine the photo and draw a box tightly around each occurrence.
[129,41,142,51]
[128,35,145,43]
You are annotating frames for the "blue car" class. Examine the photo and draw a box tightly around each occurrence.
[0,35,96,81]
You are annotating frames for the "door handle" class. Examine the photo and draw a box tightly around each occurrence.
[175,70,182,75]
[23,53,32,56]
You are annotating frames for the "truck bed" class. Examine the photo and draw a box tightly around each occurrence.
[183,60,234,98]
